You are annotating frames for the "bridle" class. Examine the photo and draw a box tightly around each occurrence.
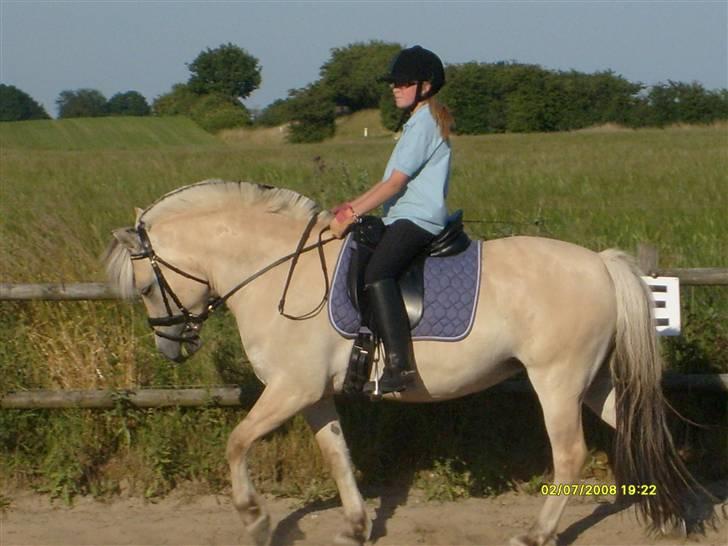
[130,213,335,345]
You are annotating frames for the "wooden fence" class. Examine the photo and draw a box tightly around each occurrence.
[1,245,726,303]
[1,243,725,408]
[2,372,726,410]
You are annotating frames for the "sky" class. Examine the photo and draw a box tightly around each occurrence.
[1,1,726,117]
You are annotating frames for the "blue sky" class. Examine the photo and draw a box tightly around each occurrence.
[1,1,726,117]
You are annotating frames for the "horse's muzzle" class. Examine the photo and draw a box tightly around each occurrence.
[155,328,203,363]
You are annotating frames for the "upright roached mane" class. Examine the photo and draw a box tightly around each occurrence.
[103,179,328,299]
[138,179,323,225]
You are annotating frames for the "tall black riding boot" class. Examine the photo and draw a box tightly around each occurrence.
[363,279,416,395]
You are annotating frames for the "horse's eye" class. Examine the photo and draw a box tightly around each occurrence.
[140,284,154,297]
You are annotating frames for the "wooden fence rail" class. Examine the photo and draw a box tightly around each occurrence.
[2,374,726,409]
[0,282,120,301]
[1,245,726,302]
[1,267,727,302]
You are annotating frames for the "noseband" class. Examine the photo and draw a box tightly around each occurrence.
[130,215,334,345]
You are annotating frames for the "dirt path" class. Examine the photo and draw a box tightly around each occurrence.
[2,489,726,546]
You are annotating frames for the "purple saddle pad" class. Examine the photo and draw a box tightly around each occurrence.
[328,236,482,341]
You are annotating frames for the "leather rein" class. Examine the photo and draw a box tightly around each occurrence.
[130,213,336,344]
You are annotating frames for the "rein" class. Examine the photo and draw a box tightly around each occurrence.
[131,213,336,343]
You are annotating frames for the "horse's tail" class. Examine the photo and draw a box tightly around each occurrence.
[599,249,704,532]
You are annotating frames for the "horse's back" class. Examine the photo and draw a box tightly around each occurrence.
[478,236,617,365]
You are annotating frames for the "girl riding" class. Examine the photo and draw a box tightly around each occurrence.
[329,45,454,394]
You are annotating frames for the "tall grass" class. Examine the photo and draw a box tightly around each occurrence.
[1,116,725,501]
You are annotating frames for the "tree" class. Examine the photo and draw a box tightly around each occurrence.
[287,84,336,143]
[152,84,198,116]
[0,84,50,121]
[438,63,504,134]
[107,91,150,116]
[187,43,261,100]
[255,98,295,127]
[56,89,108,118]
[320,41,402,111]
[648,81,728,126]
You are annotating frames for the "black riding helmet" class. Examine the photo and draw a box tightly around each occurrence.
[380,46,445,130]
[380,45,446,102]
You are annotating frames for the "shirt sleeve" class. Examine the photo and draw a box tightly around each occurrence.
[390,117,438,177]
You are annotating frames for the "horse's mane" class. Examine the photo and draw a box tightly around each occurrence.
[103,180,327,299]
[140,179,323,225]
[103,232,136,299]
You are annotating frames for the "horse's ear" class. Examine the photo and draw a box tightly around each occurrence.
[113,227,142,254]
[134,207,144,223]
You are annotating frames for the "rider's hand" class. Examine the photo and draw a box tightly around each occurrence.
[329,203,358,239]
[329,217,350,238]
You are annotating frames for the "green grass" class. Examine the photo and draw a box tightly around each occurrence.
[1,115,725,501]
[0,116,218,150]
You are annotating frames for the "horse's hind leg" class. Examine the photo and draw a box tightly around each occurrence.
[302,398,371,545]
[584,362,617,429]
[512,368,588,546]
[226,381,321,546]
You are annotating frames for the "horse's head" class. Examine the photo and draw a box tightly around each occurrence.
[106,224,211,363]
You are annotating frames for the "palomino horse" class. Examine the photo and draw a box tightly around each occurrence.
[105,180,707,546]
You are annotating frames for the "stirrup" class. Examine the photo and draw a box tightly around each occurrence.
[363,370,415,396]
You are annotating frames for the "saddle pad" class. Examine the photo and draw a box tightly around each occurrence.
[328,236,482,341]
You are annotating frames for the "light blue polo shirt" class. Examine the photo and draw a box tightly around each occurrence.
[382,104,451,235]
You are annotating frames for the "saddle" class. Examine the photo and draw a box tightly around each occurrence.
[347,211,471,330]
[341,212,471,396]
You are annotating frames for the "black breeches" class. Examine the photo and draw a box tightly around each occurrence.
[364,219,435,285]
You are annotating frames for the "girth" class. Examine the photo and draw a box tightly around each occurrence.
[346,210,471,329]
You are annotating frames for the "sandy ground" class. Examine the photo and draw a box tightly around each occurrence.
[2,488,726,546]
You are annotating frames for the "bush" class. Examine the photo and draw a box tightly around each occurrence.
[152,84,198,116]
[107,91,150,117]
[320,40,402,111]
[153,84,250,132]
[57,89,108,118]
[254,98,294,127]
[0,84,50,121]
[189,94,251,132]
[647,81,728,126]
[287,84,336,143]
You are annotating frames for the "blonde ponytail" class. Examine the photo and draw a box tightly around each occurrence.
[426,97,454,140]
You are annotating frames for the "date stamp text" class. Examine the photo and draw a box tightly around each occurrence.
[540,483,657,496]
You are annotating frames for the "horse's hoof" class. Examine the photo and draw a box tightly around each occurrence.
[247,513,272,546]
[334,532,365,546]
[510,533,551,546]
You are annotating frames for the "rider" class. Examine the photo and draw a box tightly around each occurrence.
[329,45,454,394]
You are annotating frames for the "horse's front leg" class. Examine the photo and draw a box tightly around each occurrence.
[226,381,321,546]
[302,398,371,545]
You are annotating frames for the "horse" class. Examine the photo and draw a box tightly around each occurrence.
[104,179,710,546]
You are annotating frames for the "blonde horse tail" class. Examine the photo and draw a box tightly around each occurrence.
[599,249,705,532]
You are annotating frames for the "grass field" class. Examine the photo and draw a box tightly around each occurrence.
[1,114,725,501]
[0,116,218,150]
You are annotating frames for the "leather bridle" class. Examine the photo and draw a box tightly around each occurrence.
[130,214,335,345]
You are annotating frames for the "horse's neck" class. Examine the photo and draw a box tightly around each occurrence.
[196,209,316,298]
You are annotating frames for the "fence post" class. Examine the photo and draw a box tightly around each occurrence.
[637,243,659,276]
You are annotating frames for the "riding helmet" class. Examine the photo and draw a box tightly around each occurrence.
[380,45,446,98]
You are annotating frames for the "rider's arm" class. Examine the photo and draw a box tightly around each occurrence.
[329,170,410,238]
[351,169,410,215]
